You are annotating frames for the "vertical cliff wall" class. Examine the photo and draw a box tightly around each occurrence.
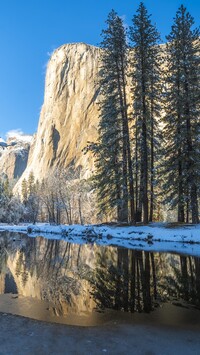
[16,43,100,189]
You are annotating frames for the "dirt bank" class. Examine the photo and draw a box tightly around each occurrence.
[0,313,200,355]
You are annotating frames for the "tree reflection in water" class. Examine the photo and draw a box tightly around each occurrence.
[161,255,200,309]
[91,249,200,313]
[0,232,200,317]
[91,249,156,313]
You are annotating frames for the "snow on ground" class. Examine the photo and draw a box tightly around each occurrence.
[0,222,200,256]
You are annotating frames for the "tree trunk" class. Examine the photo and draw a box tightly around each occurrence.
[184,75,199,225]
[141,61,148,224]
[142,107,149,224]
[149,81,154,222]
[177,109,184,223]
[78,196,83,225]
[121,54,135,224]
[178,160,185,223]
[191,183,199,224]
[137,170,143,223]
[135,118,141,222]
[116,64,128,222]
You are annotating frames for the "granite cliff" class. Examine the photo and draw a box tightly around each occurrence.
[15,43,101,190]
[0,134,32,180]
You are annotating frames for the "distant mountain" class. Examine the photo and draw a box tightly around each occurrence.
[0,134,32,180]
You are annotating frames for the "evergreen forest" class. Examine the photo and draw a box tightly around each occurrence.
[90,3,200,224]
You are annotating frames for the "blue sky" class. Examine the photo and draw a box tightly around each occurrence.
[0,0,199,139]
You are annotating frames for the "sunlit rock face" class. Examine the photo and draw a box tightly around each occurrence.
[0,135,32,180]
[16,43,100,189]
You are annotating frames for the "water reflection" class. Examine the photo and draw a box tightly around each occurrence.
[92,250,200,313]
[0,231,200,324]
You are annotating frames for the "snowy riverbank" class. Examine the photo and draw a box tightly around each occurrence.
[1,222,200,256]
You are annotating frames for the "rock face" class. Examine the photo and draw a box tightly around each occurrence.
[0,135,32,180]
[17,43,100,188]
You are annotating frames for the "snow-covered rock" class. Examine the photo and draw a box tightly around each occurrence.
[0,133,32,180]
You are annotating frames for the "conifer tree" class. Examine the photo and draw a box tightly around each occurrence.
[129,2,161,223]
[162,5,200,223]
[92,10,135,222]
[3,177,12,199]
[27,171,35,195]
[21,178,28,204]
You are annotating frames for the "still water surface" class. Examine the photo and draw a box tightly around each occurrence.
[0,231,200,327]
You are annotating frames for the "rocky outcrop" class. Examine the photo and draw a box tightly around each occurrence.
[16,43,100,189]
[0,135,32,180]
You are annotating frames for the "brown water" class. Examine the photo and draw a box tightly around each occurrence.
[0,231,200,327]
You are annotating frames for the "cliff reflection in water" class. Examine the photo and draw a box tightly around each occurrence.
[0,232,200,317]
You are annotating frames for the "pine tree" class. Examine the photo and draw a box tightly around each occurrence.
[3,177,12,199]
[92,10,135,222]
[27,171,35,195]
[0,177,13,222]
[129,2,162,223]
[162,5,200,223]
[21,178,28,204]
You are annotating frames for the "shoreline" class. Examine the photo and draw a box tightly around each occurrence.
[1,222,200,256]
